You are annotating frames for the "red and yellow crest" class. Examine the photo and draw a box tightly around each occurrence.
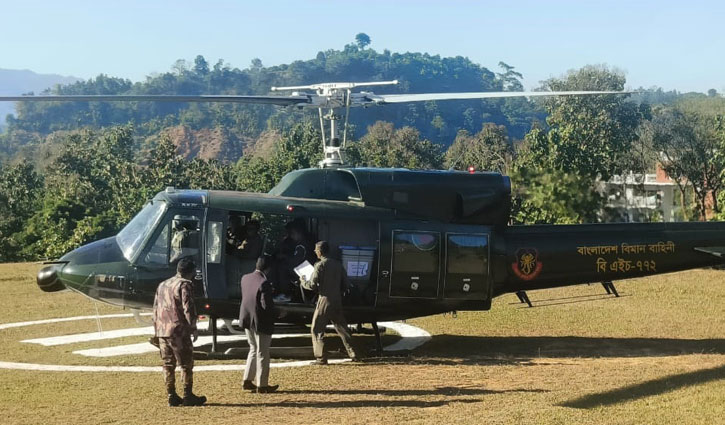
[511,248,543,281]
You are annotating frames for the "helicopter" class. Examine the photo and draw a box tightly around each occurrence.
[4,81,725,353]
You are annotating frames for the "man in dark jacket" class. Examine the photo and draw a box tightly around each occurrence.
[152,258,206,406]
[302,241,359,364]
[239,255,278,393]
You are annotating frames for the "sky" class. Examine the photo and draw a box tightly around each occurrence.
[1,0,723,93]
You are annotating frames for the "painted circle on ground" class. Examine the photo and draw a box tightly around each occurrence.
[0,314,431,373]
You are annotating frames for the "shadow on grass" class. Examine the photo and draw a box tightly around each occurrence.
[507,292,622,305]
[415,335,725,362]
[275,387,547,396]
[519,294,631,308]
[561,364,725,409]
[206,398,483,408]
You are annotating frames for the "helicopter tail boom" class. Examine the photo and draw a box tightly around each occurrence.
[500,221,725,294]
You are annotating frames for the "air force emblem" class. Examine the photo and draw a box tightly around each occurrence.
[512,248,543,281]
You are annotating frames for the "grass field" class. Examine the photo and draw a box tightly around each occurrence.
[0,262,724,424]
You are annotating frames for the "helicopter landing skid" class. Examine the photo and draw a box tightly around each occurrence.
[203,320,387,357]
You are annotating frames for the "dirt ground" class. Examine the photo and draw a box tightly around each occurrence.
[1,263,724,425]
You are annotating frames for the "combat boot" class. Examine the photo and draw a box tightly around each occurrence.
[168,392,183,407]
[183,389,207,406]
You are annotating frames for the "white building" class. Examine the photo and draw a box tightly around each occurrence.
[601,173,678,222]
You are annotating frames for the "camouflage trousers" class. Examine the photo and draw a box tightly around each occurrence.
[311,297,357,361]
[158,335,194,394]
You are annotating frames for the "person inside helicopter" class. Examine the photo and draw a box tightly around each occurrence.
[225,214,267,299]
[273,219,317,303]
[239,219,264,260]
[170,215,200,263]
[226,214,246,254]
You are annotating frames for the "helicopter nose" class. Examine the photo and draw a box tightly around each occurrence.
[37,265,66,292]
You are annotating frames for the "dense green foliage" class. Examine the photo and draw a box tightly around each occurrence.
[345,121,444,169]
[444,124,511,173]
[0,126,237,261]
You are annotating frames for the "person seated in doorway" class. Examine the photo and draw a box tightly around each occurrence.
[226,215,246,255]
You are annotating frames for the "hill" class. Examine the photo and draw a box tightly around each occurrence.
[0,69,80,127]
[1,45,545,159]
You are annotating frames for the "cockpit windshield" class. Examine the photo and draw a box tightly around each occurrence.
[116,201,167,261]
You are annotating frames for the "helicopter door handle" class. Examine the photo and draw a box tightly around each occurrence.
[381,270,389,278]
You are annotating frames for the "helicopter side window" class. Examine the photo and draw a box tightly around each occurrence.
[390,231,440,298]
[444,234,489,299]
[207,221,223,264]
[143,223,170,265]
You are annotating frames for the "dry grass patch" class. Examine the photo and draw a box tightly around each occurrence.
[1,263,724,424]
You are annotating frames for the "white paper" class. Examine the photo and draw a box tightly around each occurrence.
[346,261,369,277]
[294,260,315,282]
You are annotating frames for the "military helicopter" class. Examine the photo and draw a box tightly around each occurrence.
[4,81,725,352]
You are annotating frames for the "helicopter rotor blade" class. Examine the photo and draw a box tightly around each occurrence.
[369,90,630,104]
[0,94,311,107]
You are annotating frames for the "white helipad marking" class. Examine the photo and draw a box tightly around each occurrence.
[381,321,432,351]
[23,326,155,346]
[0,314,431,373]
[73,333,308,357]
[22,318,225,346]
[0,313,147,330]
[0,359,351,373]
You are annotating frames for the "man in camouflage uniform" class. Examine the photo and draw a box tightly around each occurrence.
[302,241,360,364]
[152,258,206,406]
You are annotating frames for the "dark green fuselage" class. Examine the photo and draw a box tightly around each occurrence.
[39,168,725,324]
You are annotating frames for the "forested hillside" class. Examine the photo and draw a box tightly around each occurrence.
[1,40,545,159]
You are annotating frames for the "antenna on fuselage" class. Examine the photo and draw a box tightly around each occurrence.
[272,80,399,168]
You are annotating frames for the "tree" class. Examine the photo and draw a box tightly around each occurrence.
[344,121,444,169]
[533,65,648,181]
[172,59,189,76]
[511,164,602,224]
[511,130,602,224]
[444,124,512,173]
[496,62,523,92]
[355,33,371,49]
[0,160,43,261]
[193,55,210,76]
[647,105,725,220]
[11,126,143,260]
[235,123,323,193]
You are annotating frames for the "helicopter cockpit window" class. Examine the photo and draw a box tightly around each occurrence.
[143,223,170,265]
[170,215,201,263]
[117,201,167,261]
